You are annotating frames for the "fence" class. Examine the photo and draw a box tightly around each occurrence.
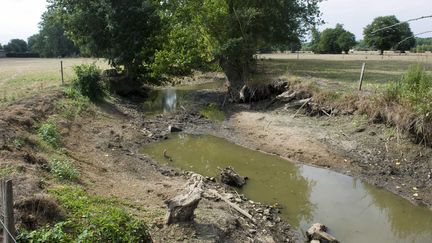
[1,180,16,243]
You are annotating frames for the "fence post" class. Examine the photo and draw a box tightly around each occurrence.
[2,180,15,243]
[358,63,366,91]
[60,60,64,85]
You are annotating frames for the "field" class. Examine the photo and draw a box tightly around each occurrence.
[0,58,108,104]
[258,53,432,91]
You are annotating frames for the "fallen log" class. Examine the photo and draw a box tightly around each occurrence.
[165,174,204,224]
[207,189,255,223]
[284,98,312,109]
[306,223,339,243]
[220,167,247,187]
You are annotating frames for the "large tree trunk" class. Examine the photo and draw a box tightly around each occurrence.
[219,58,248,102]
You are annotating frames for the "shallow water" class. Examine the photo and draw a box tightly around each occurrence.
[142,81,224,115]
[140,134,432,243]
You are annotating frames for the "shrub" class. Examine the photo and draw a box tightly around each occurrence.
[49,158,80,181]
[37,122,61,148]
[200,103,225,121]
[19,186,151,242]
[72,64,105,101]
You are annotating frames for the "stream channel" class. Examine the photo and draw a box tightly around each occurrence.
[140,83,432,243]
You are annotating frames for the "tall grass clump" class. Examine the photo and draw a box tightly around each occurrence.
[49,158,80,181]
[37,121,61,149]
[382,65,432,143]
[72,63,106,101]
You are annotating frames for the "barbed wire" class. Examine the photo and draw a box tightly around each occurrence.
[371,14,432,34]
[394,30,432,49]
[0,218,17,243]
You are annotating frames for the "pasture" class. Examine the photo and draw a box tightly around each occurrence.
[0,58,108,104]
[258,53,432,91]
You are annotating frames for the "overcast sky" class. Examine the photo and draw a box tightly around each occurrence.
[0,0,431,45]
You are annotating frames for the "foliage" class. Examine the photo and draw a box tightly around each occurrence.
[157,0,321,99]
[72,64,105,101]
[57,88,91,119]
[314,24,356,54]
[200,103,225,121]
[13,137,25,149]
[386,65,432,115]
[3,39,28,53]
[363,15,415,54]
[19,186,151,242]
[28,8,79,57]
[37,121,61,148]
[0,166,16,178]
[49,0,161,80]
[49,158,80,181]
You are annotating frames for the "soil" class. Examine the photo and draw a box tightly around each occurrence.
[1,75,431,242]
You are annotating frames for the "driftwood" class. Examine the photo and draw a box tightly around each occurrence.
[284,98,312,109]
[220,167,247,187]
[207,189,255,223]
[291,98,312,118]
[306,223,339,243]
[165,174,204,224]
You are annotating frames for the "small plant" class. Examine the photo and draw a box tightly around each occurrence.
[0,166,16,178]
[57,87,91,119]
[72,63,105,101]
[37,122,61,148]
[12,137,25,149]
[49,158,80,181]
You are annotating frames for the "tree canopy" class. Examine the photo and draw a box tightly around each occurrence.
[155,0,321,100]
[363,15,415,54]
[3,39,28,53]
[28,8,79,57]
[313,24,356,54]
[49,0,161,80]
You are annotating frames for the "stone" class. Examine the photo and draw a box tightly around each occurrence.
[220,167,247,187]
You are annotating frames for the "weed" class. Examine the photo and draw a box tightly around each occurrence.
[0,166,16,178]
[57,87,92,119]
[37,122,61,149]
[13,137,25,149]
[72,63,106,101]
[49,158,80,181]
[19,186,151,242]
[200,103,225,121]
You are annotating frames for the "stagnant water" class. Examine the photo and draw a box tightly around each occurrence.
[142,80,225,115]
[140,134,432,243]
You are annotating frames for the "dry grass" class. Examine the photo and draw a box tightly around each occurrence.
[0,58,109,104]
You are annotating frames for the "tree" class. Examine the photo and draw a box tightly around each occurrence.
[314,24,356,54]
[309,27,321,53]
[49,0,161,80]
[363,15,415,55]
[158,0,321,101]
[337,31,356,54]
[0,43,2,50]
[28,9,80,57]
[3,39,28,53]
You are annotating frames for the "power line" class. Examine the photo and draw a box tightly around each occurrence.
[372,14,432,34]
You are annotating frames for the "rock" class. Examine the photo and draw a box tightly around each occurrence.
[220,167,247,187]
[310,240,320,243]
[168,125,182,133]
[165,174,203,224]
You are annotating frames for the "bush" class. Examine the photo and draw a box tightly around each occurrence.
[200,103,225,121]
[49,158,80,181]
[37,122,61,148]
[72,64,105,101]
[19,186,151,242]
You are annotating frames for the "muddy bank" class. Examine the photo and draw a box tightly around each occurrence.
[0,89,295,242]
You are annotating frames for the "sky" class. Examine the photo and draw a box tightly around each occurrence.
[0,0,431,45]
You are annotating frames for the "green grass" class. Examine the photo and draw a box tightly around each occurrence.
[49,158,80,181]
[18,186,151,242]
[261,59,432,86]
[0,58,109,106]
[0,166,16,178]
[200,103,225,121]
[37,121,61,149]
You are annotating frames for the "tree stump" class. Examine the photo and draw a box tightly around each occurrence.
[165,174,204,224]
[220,167,247,187]
[306,223,339,243]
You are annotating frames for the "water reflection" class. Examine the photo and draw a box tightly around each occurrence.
[140,134,432,243]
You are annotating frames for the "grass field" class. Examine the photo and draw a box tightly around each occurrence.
[0,58,108,104]
[258,53,432,91]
